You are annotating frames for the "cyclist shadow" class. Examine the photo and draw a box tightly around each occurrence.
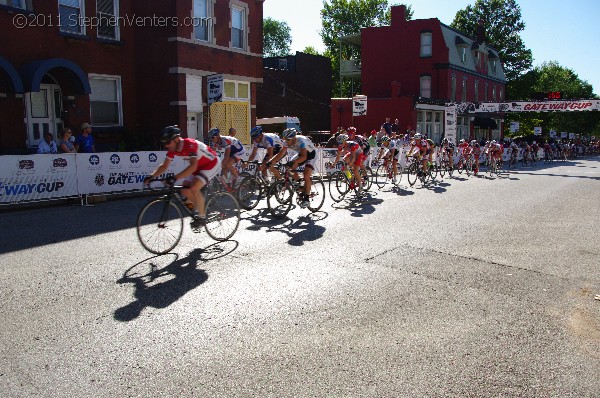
[243,208,295,231]
[266,213,327,246]
[389,185,415,196]
[333,194,383,217]
[113,241,237,322]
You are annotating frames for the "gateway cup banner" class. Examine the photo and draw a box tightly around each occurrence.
[0,154,78,203]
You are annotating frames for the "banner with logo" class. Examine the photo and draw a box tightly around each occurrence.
[0,154,78,203]
[352,95,367,116]
[76,152,185,194]
[207,74,224,106]
[444,104,457,144]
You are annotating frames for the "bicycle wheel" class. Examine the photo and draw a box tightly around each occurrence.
[237,175,262,210]
[428,164,438,181]
[457,160,464,174]
[438,160,446,178]
[267,180,294,218]
[329,171,349,202]
[204,191,240,241]
[359,168,372,192]
[375,164,390,189]
[136,198,183,254]
[393,166,403,186]
[465,159,472,176]
[407,163,418,187]
[307,176,326,212]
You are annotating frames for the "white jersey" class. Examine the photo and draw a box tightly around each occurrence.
[284,135,316,153]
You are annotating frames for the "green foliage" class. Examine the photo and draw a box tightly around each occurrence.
[302,46,321,56]
[451,0,532,81]
[320,1,412,97]
[263,17,292,57]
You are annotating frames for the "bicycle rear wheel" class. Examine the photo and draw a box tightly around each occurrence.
[267,180,294,218]
[439,161,446,178]
[359,168,372,191]
[237,175,262,210]
[375,164,390,189]
[307,176,326,212]
[407,163,418,187]
[329,171,349,202]
[204,191,240,241]
[137,198,183,254]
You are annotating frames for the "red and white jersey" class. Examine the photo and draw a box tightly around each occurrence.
[167,138,219,171]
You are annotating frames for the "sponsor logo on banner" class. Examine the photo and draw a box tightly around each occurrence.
[53,158,68,168]
[18,160,35,170]
[0,180,65,197]
[107,172,147,186]
[207,74,224,106]
[95,174,105,187]
[352,95,367,116]
[129,153,141,169]
[109,154,122,169]
[88,155,101,170]
[322,149,338,159]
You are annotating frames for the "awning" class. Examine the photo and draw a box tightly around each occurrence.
[0,55,24,93]
[20,58,91,94]
[473,116,497,129]
[340,33,361,48]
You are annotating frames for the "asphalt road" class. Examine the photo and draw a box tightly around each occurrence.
[1,158,599,398]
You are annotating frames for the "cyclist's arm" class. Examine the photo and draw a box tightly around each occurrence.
[247,146,258,162]
[175,156,199,180]
[268,146,287,165]
[291,148,307,169]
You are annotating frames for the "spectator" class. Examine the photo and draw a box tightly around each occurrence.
[376,126,386,142]
[382,117,392,135]
[228,127,237,137]
[75,123,96,153]
[368,130,378,148]
[58,127,77,153]
[392,119,400,134]
[37,132,58,154]
[325,131,339,148]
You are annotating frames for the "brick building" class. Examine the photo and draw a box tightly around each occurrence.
[0,0,264,154]
[332,5,507,143]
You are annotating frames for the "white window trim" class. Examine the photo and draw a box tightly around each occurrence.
[420,75,431,98]
[462,77,467,102]
[420,32,432,57]
[229,0,249,51]
[97,0,120,41]
[223,79,250,102]
[59,0,86,36]
[88,74,123,126]
[192,0,216,44]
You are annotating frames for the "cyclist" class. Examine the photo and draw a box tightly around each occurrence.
[209,127,243,185]
[144,126,221,228]
[346,126,371,174]
[470,140,481,175]
[457,139,471,169]
[440,138,455,170]
[489,140,503,167]
[425,136,436,168]
[509,141,519,165]
[269,128,317,208]
[247,125,285,181]
[334,133,365,195]
[377,135,400,182]
[406,133,429,174]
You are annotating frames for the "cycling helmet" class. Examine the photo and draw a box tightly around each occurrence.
[250,126,263,139]
[381,136,390,143]
[460,139,465,143]
[161,125,181,143]
[471,140,477,145]
[442,138,448,144]
[281,128,297,140]
[347,126,357,134]
[491,140,497,144]
[413,133,422,139]
[208,127,220,138]
[337,133,349,145]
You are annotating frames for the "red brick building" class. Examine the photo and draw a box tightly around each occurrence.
[0,0,264,154]
[331,5,507,143]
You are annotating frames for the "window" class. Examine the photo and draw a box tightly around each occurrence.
[456,116,470,142]
[97,0,119,40]
[420,75,431,98]
[89,75,122,126]
[420,32,432,57]
[492,86,496,102]
[231,5,245,49]
[484,82,488,101]
[0,0,25,9]
[462,77,467,102]
[194,0,211,42]
[451,74,456,102]
[417,110,443,143]
[59,0,85,35]
[460,47,467,63]
[474,80,479,102]
[491,59,497,74]
[474,51,482,67]
[499,89,503,101]
[223,80,250,101]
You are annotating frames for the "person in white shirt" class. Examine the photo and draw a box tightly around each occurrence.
[37,132,58,154]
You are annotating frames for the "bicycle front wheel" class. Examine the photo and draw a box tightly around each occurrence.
[204,191,240,241]
[237,175,262,210]
[136,198,183,254]
[407,163,418,187]
[267,180,294,218]
[375,164,390,189]
[307,176,326,212]
[329,171,349,202]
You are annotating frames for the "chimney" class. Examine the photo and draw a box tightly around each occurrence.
[476,19,485,44]
[391,5,406,27]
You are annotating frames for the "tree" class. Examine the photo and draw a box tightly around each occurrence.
[451,0,532,81]
[320,1,413,97]
[263,18,292,57]
[505,62,600,137]
[302,46,322,56]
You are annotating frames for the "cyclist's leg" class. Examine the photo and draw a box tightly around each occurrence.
[191,163,222,219]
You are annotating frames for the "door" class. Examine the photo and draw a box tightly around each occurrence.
[187,112,200,140]
[25,84,63,148]
[209,101,250,144]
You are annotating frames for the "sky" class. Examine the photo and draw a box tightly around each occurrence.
[263,0,600,96]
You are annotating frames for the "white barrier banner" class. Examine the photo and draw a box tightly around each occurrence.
[0,154,78,203]
[76,151,185,194]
